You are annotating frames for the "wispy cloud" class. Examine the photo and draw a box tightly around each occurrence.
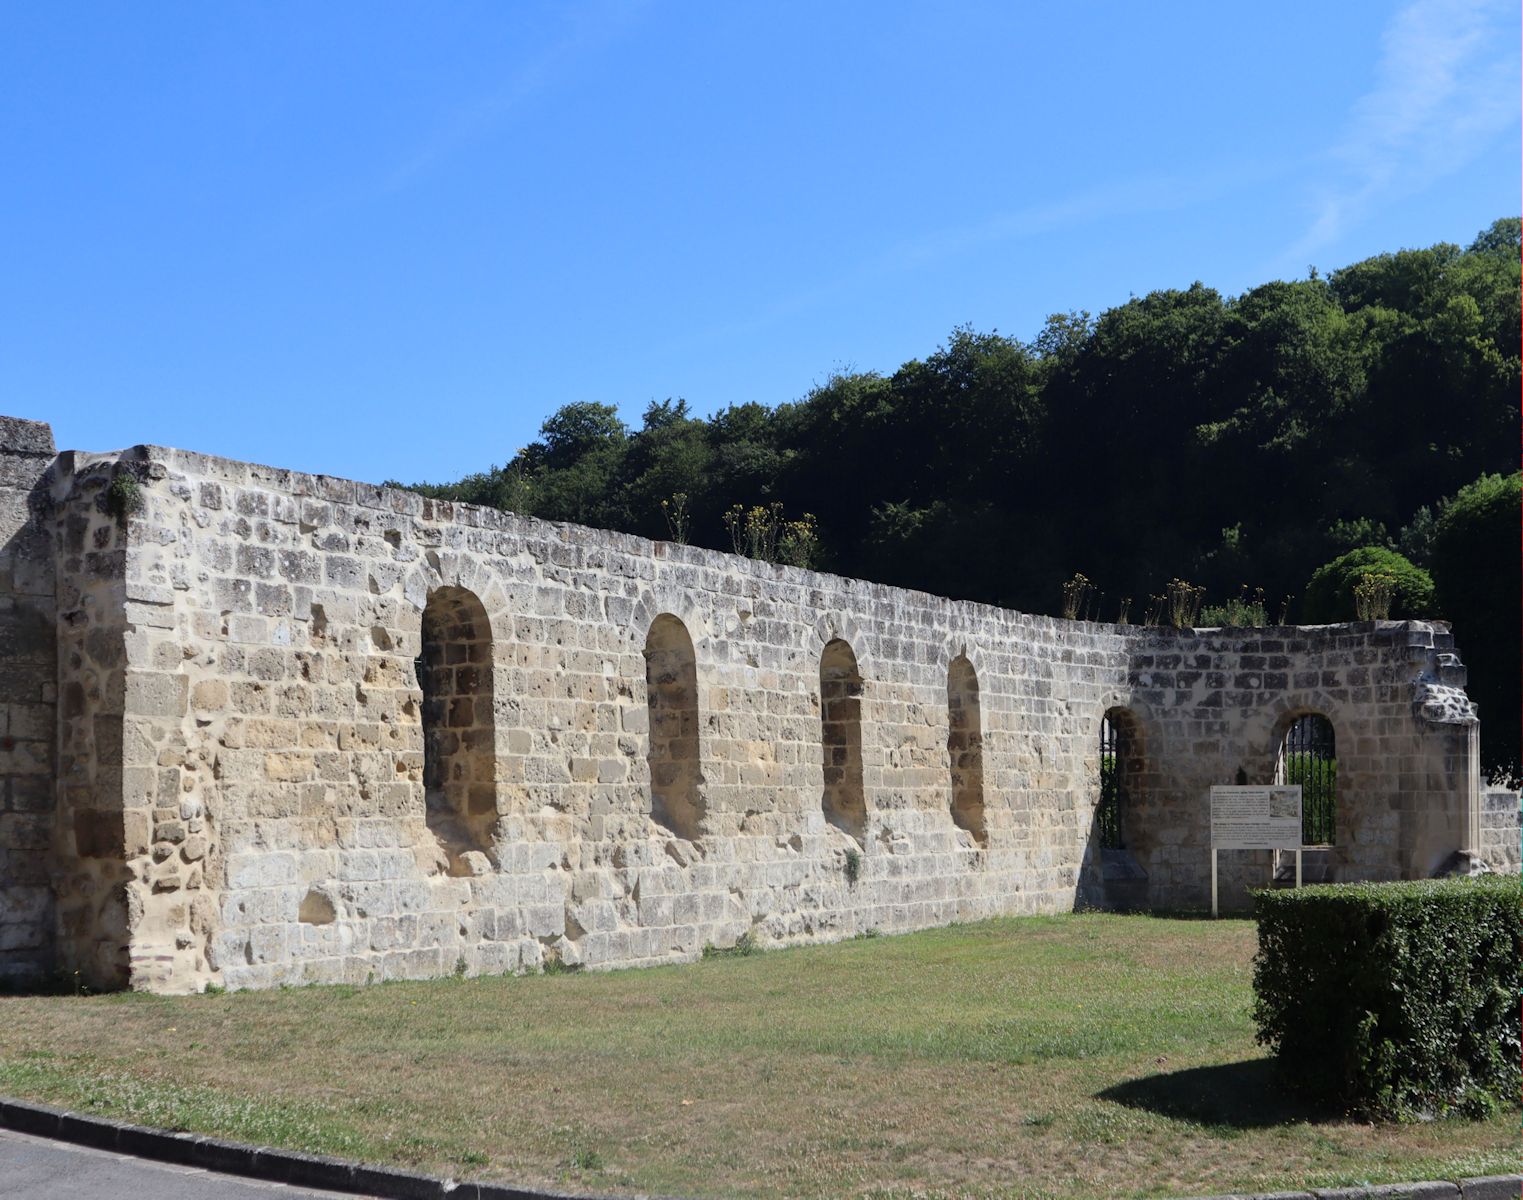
[1283,0,1519,266]
[657,156,1290,362]
[384,0,647,193]
[868,160,1289,278]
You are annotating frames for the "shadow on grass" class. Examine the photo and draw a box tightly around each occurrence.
[1074,906,1254,922]
[1098,1059,1337,1129]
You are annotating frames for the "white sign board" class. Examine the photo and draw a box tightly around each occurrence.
[1209,785,1303,850]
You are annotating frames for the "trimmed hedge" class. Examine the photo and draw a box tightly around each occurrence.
[1252,876,1522,1119]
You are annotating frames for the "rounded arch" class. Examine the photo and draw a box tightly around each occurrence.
[403,551,514,647]
[1272,710,1337,846]
[1097,705,1145,850]
[631,589,712,650]
[812,611,876,679]
[937,636,991,681]
[947,654,987,847]
[820,637,867,842]
[643,613,705,841]
[419,585,498,872]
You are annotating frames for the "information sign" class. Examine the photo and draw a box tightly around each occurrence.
[1209,785,1303,850]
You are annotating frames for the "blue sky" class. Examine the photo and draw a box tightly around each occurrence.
[3,1,1517,484]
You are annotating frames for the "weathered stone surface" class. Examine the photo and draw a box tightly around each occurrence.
[1479,788,1520,876]
[0,419,58,983]
[0,417,55,457]
[0,418,1491,994]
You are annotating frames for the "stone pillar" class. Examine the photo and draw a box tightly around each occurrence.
[1407,627,1483,878]
[51,450,137,988]
[0,417,58,986]
[1465,723,1482,854]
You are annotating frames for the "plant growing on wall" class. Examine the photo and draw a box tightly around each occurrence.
[1353,572,1395,620]
[777,512,819,569]
[1166,579,1205,628]
[723,501,819,567]
[661,492,691,545]
[1060,573,1093,621]
[724,503,781,559]
[1200,585,1268,627]
[104,470,143,521]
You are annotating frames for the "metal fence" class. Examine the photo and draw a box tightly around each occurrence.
[1097,715,1124,849]
[1278,714,1337,845]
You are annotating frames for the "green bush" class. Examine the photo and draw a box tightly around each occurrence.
[1429,471,1521,774]
[1301,546,1434,623]
[1252,876,1522,1118]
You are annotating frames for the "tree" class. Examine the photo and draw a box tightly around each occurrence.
[398,219,1521,713]
[516,402,630,528]
[536,402,627,469]
[1429,471,1521,773]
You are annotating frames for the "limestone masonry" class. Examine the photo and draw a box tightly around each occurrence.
[0,416,1511,993]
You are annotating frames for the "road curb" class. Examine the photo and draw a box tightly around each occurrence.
[0,1095,673,1200]
[1172,1175,1521,1200]
[2,1094,1518,1200]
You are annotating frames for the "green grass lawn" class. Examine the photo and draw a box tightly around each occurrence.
[1,914,1514,1199]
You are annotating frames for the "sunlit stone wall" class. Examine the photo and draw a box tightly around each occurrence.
[0,418,1488,992]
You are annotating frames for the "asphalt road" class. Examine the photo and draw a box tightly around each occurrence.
[0,1128,375,1199]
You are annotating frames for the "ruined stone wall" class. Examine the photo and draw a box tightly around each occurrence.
[1115,623,1479,909]
[106,443,1140,991]
[0,419,59,984]
[1480,788,1520,876]
[72,440,1471,992]
[0,419,1488,993]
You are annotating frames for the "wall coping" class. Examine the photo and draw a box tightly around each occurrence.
[66,429,1451,655]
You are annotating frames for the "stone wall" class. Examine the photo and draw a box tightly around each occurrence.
[1118,621,1480,908]
[0,419,58,984]
[1480,788,1520,876]
[0,418,1490,993]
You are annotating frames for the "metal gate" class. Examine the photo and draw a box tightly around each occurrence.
[1277,714,1336,845]
[1098,715,1124,849]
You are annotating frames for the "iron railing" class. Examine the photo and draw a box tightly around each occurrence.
[1279,714,1337,845]
[1098,715,1124,849]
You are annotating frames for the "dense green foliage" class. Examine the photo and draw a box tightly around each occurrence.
[1301,546,1435,622]
[1429,472,1522,766]
[1252,877,1523,1120]
[402,219,1520,767]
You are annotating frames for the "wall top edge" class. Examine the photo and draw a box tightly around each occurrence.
[0,415,56,457]
[51,427,1451,649]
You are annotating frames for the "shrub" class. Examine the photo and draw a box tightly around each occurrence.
[1301,546,1434,623]
[1429,471,1521,774]
[1251,876,1522,1119]
[104,471,144,520]
[1200,585,1268,628]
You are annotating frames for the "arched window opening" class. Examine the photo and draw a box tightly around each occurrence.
[820,639,866,842]
[644,614,704,840]
[1097,708,1139,850]
[420,586,497,870]
[947,655,987,847]
[1276,714,1336,845]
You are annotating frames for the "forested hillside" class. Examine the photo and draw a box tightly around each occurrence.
[402,219,1521,771]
